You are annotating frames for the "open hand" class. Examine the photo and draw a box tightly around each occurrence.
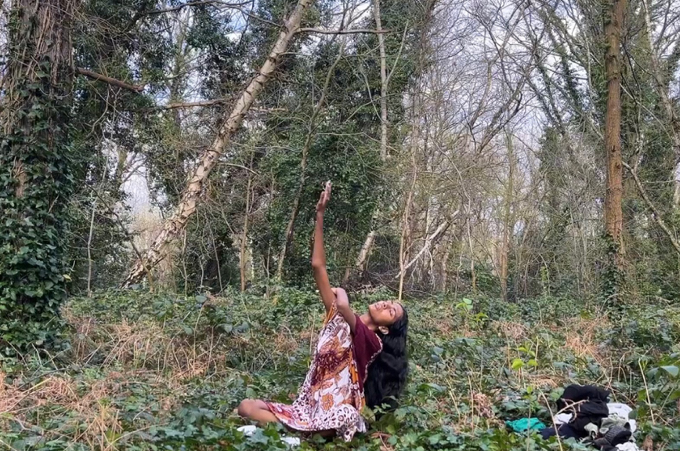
[316,181,332,213]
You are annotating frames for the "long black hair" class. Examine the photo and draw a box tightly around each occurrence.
[364,306,408,411]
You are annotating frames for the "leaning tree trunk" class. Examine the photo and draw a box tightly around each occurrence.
[603,0,626,283]
[0,0,77,344]
[123,0,315,286]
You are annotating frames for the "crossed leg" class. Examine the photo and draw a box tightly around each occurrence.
[237,399,336,438]
[237,399,280,425]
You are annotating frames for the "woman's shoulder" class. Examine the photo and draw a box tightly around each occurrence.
[353,316,382,351]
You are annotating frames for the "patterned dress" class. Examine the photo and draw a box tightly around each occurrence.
[265,303,383,441]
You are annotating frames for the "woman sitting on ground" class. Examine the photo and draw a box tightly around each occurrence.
[238,181,409,441]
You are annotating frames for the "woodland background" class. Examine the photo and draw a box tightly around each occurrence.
[1,0,680,450]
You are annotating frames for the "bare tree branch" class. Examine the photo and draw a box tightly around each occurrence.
[624,162,680,255]
[394,212,458,279]
[125,1,253,30]
[76,67,144,93]
[142,0,248,16]
[297,28,389,35]
[161,97,286,111]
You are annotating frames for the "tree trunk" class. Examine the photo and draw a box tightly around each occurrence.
[0,0,77,338]
[351,230,376,280]
[398,143,420,301]
[351,0,389,281]
[603,0,626,270]
[123,0,315,286]
[398,170,416,302]
[87,198,97,297]
[240,155,254,292]
[500,133,515,301]
[373,0,389,161]
[467,212,477,293]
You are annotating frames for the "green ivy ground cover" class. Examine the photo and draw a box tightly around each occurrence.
[1,287,679,450]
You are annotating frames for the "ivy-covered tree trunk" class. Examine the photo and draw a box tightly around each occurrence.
[351,0,389,281]
[603,0,626,296]
[0,0,78,350]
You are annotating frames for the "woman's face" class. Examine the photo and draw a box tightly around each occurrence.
[368,300,404,327]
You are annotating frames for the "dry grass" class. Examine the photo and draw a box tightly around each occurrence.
[0,371,126,449]
[442,389,504,433]
[273,330,299,354]
[434,320,454,336]
[563,316,607,362]
[0,311,244,450]
[492,320,528,341]
[470,391,494,419]
[65,309,234,378]
[0,359,207,449]
[525,373,562,389]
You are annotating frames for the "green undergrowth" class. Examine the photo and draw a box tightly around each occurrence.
[1,287,680,450]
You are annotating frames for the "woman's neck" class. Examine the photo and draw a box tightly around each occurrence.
[360,312,378,331]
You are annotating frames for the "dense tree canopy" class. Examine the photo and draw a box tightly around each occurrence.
[1,0,680,344]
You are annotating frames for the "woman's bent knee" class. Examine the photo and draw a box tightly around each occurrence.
[238,399,270,418]
[238,399,255,418]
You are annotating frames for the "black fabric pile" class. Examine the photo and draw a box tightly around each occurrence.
[540,384,611,445]
[593,426,633,451]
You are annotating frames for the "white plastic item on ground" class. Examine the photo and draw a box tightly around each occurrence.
[236,425,301,447]
[237,425,258,435]
[617,443,640,451]
[554,413,572,425]
[281,436,301,446]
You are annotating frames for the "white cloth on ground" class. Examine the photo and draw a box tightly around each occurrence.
[616,442,640,451]
[237,425,301,447]
[607,403,636,433]
[552,402,636,432]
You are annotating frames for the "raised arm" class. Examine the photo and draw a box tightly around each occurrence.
[312,182,336,314]
[332,287,356,333]
[311,183,357,330]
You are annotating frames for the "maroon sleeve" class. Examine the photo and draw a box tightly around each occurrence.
[352,314,383,390]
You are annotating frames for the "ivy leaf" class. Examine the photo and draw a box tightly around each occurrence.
[429,433,442,444]
[660,365,679,378]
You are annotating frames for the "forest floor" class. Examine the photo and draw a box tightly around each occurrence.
[1,287,680,450]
